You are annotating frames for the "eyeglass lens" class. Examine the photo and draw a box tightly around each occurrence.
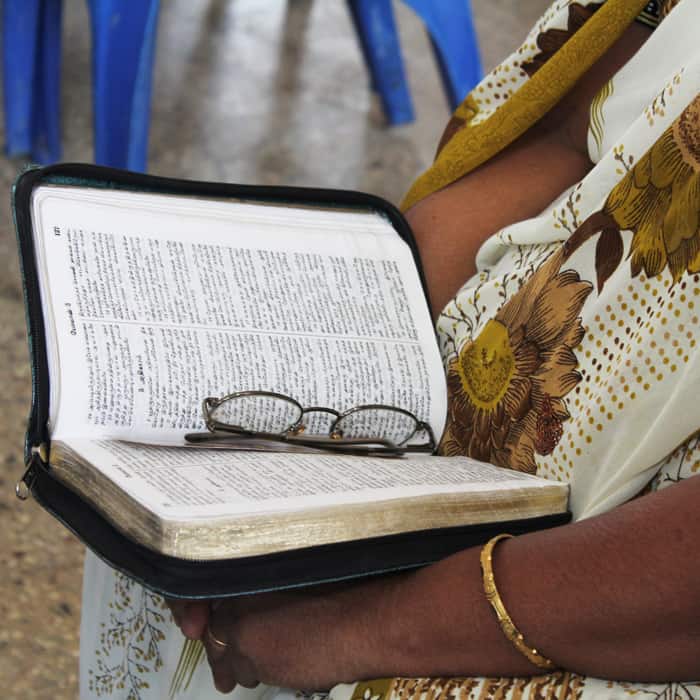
[210,394,302,434]
[334,407,418,445]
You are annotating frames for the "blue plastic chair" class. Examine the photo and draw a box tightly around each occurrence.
[87,0,160,171]
[347,0,483,125]
[2,0,159,170]
[3,0,63,162]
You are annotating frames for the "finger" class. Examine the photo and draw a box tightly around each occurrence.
[204,625,238,694]
[166,599,211,638]
[180,600,210,639]
[209,660,238,695]
[236,676,260,689]
[204,621,230,661]
[204,617,260,691]
[164,598,188,628]
[206,644,260,692]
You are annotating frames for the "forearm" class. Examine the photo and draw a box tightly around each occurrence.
[374,476,700,682]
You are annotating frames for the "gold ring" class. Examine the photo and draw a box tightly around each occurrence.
[206,623,229,650]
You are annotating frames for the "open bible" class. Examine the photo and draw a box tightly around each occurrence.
[14,165,569,597]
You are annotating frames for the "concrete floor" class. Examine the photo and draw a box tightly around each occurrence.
[0,1,549,697]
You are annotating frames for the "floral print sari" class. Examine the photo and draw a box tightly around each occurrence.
[80,1,700,698]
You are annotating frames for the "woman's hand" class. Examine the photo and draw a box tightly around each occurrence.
[168,579,399,693]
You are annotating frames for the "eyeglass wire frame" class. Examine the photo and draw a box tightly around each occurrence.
[192,390,437,456]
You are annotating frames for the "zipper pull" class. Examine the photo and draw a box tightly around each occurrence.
[15,443,48,500]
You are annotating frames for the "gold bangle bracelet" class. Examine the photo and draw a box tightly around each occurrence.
[480,534,558,672]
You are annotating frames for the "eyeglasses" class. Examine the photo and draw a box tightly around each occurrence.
[184,390,437,457]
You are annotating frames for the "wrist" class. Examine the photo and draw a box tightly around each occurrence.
[343,573,412,679]
[378,547,542,678]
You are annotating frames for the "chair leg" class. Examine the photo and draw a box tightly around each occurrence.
[2,0,42,157]
[32,0,63,164]
[402,0,482,109]
[346,0,376,91]
[86,0,160,171]
[345,0,414,126]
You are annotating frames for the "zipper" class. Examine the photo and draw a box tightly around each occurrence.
[15,443,48,500]
[12,167,52,459]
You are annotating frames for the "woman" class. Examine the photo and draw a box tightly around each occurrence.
[81,0,700,698]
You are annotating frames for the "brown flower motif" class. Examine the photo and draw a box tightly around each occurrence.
[610,97,700,282]
[563,96,700,289]
[441,251,592,473]
[521,3,603,77]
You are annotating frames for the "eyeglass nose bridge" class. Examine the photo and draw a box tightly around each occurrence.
[291,406,342,436]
